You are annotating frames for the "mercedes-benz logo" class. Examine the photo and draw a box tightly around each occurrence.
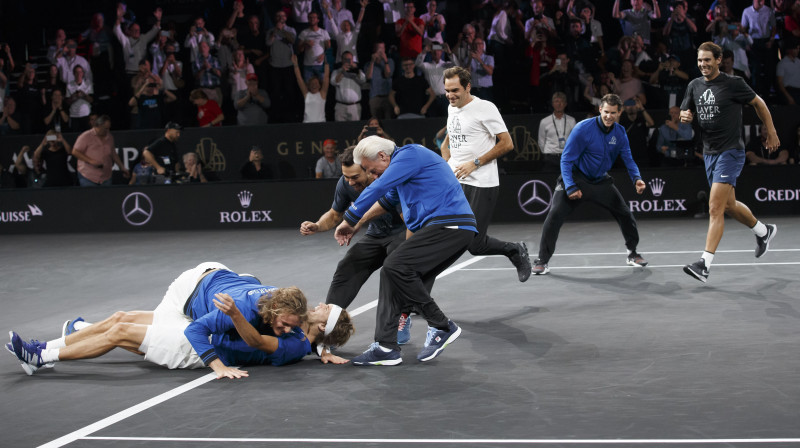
[122,192,154,226]
[518,180,553,216]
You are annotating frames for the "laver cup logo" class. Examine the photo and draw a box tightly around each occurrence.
[220,190,272,223]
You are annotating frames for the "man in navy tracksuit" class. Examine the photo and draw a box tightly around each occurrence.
[335,136,477,365]
[532,93,649,275]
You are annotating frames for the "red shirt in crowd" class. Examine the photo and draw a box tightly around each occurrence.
[197,99,223,127]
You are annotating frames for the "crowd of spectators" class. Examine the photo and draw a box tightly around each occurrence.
[1,0,798,185]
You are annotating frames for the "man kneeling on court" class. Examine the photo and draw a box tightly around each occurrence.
[7,262,355,377]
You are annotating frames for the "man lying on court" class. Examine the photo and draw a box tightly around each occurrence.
[7,262,355,377]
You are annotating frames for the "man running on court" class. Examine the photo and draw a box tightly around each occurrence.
[8,262,354,377]
[440,66,531,282]
[334,136,477,365]
[532,93,649,275]
[680,41,779,283]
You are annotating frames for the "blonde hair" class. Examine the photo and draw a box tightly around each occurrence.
[257,286,308,325]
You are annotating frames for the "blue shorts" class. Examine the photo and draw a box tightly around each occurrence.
[703,150,745,187]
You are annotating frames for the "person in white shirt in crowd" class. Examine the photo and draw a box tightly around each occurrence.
[184,16,215,65]
[331,51,367,122]
[420,1,446,44]
[415,41,459,117]
[56,39,92,85]
[327,0,367,63]
[537,91,576,171]
[292,54,330,123]
[467,37,494,103]
[66,65,94,132]
[524,0,557,43]
[322,0,354,33]
[298,11,331,83]
[114,4,162,82]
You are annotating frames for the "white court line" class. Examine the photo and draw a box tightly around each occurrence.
[39,256,485,448]
[464,261,800,271]
[516,249,800,257]
[81,436,800,445]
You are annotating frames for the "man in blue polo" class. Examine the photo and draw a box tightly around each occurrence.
[334,136,477,365]
[532,93,649,275]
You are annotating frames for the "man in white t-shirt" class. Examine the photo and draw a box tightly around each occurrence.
[537,91,576,171]
[297,11,331,83]
[440,66,531,282]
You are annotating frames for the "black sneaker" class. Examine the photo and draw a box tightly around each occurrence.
[683,259,709,283]
[509,242,532,282]
[626,252,648,267]
[755,224,777,258]
[532,258,549,275]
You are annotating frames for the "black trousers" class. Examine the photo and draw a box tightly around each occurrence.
[375,225,473,351]
[538,173,640,263]
[462,184,511,257]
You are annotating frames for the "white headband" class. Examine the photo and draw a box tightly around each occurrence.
[316,304,343,356]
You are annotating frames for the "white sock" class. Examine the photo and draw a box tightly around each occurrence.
[751,221,767,237]
[701,251,715,267]
[40,348,60,363]
[378,344,393,352]
[47,337,66,349]
[73,321,92,331]
[627,249,634,256]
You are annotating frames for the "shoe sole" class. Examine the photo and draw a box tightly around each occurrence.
[756,226,777,258]
[418,326,462,362]
[532,267,549,275]
[352,358,403,366]
[626,260,648,267]
[683,265,708,283]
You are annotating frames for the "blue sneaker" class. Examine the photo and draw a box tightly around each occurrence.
[9,331,46,375]
[416,320,461,362]
[62,317,84,337]
[397,313,412,345]
[351,342,402,366]
[6,339,46,355]
[424,326,437,347]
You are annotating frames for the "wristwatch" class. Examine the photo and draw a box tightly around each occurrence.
[473,158,481,167]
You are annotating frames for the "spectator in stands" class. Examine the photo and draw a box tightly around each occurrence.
[267,10,299,123]
[41,65,66,109]
[193,41,223,106]
[10,145,34,187]
[43,89,70,133]
[421,1,446,44]
[564,1,604,66]
[562,18,593,73]
[56,39,92,85]
[315,138,343,178]
[537,91,577,171]
[331,51,367,122]
[226,0,247,34]
[71,115,128,186]
[715,24,753,81]
[662,1,697,58]
[238,15,270,78]
[525,30,556,113]
[327,2,367,64]
[114,5,162,86]
[142,122,182,177]
[189,89,224,127]
[14,64,44,135]
[776,38,800,105]
[357,117,394,142]
[184,16,215,65]
[292,54,330,123]
[66,65,94,132]
[540,52,582,111]
[229,48,255,99]
[618,97,654,166]
[396,2,425,59]
[366,41,395,119]
[488,1,524,112]
[525,0,557,43]
[290,0,313,30]
[33,130,74,188]
[0,97,20,135]
[746,128,790,164]
[159,42,185,123]
[783,1,800,38]
[235,73,270,125]
[128,75,176,130]
[742,0,777,96]
[390,57,436,118]
[82,12,114,100]
[657,106,694,166]
[415,42,458,117]
[47,29,67,65]
[455,23,478,68]
[706,4,730,41]
[721,49,748,79]
[129,156,155,185]
[613,0,660,45]
[468,37,494,102]
[298,11,331,83]
[182,152,207,183]
[241,145,272,180]
[649,54,689,107]
[583,73,612,108]
[614,59,644,105]
[150,30,178,77]
[323,0,355,34]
